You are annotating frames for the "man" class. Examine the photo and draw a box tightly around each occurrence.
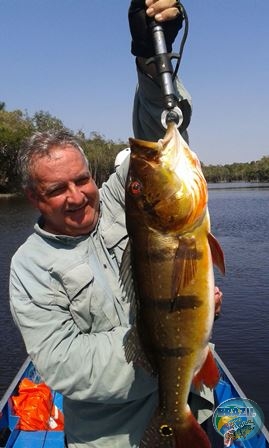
[10,1,221,447]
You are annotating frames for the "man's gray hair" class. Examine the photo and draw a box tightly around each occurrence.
[17,130,88,191]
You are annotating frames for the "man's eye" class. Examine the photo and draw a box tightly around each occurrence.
[47,186,66,197]
[76,177,91,186]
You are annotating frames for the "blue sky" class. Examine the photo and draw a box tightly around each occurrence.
[1,0,268,165]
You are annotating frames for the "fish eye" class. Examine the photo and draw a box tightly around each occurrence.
[129,180,142,196]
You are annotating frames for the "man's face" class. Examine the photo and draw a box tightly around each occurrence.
[27,145,100,236]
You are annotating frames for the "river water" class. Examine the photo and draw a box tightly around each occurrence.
[0,184,269,424]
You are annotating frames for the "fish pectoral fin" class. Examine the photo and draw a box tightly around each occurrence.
[208,232,225,275]
[173,237,198,291]
[192,347,220,391]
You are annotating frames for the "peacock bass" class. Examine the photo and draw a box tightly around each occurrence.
[125,122,225,448]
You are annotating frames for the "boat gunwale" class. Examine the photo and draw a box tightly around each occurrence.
[1,353,269,446]
[214,351,269,442]
[0,357,31,412]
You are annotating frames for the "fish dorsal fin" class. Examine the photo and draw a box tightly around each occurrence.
[208,232,225,275]
[173,236,198,294]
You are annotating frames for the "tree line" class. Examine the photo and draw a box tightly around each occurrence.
[202,158,269,183]
[0,104,127,193]
[1,103,268,193]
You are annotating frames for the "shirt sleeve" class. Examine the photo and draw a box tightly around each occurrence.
[9,255,157,404]
[132,68,192,142]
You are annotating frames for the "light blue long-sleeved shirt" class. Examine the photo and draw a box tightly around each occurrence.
[10,69,213,447]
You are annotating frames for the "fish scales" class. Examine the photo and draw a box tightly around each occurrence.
[125,123,225,448]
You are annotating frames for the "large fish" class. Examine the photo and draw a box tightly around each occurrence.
[125,122,225,448]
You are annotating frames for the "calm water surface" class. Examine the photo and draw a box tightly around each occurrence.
[0,185,269,424]
[209,183,269,425]
[0,196,38,397]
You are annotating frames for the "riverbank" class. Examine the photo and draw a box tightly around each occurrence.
[0,193,20,198]
[208,181,269,190]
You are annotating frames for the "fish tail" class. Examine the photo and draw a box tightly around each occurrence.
[174,410,211,448]
[140,408,211,448]
[193,348,219,390]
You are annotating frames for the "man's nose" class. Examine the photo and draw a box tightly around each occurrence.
[66,184,85,204]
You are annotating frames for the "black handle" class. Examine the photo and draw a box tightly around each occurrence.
[149,19,180,122]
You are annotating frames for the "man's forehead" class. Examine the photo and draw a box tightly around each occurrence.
[30,145,89,179]
[31,144,85,164]
[47,144,82,158]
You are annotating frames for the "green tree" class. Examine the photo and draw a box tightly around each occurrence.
[31,110,68,133]
[83,132,127,187]
[0,109,33,192]
[256,156,269,182]
[2,104,267,194]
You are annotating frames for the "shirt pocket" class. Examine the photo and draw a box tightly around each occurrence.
[59,263,121,333]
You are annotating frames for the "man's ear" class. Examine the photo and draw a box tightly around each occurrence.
[26,189,39,209]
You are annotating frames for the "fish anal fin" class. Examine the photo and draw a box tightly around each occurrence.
[173,236,198,293]
[192,348,219,391]
[208,232,225,275]
[174,410,211,448]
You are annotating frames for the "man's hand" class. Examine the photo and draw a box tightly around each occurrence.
[214,286,223,320]
[145,0,181,22]
[129,0,183,58]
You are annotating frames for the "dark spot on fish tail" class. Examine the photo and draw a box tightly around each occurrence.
[142,295,203,312]
[154,345,193,358]
[159,424,173,438]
